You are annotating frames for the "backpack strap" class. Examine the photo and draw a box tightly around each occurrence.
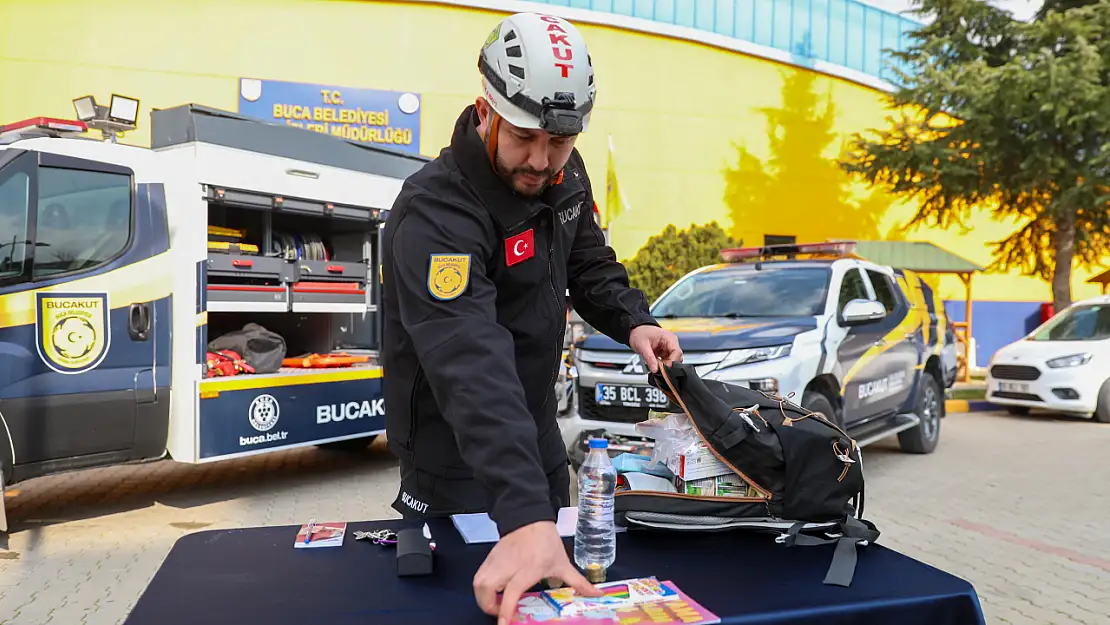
[776,517,880,587]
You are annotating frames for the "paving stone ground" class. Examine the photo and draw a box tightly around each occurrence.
[1,411,1108,625]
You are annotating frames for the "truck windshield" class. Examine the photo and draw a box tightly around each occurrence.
[1029,303,1110,342]
[651,267,831,318]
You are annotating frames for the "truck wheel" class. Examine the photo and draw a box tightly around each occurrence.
[802,391,842,429]
[317,436,378,452]
[1093,379,1110,424]
[899,375,941,454]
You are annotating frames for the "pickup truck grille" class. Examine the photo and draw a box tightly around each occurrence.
[990,365,1041,381]
[577,384,651,424]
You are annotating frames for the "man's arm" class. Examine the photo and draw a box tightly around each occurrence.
[565,158,658,345]
[390,193,554,535]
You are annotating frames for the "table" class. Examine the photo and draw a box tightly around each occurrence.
[123,518,985,625]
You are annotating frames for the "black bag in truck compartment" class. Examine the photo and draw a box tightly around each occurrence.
[613,361,880,587]
[207,323,287,374]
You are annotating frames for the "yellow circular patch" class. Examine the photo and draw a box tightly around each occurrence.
[427,254,471,300]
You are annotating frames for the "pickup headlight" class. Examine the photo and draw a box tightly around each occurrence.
[1046,353,1092,368]
[715,344,792,370]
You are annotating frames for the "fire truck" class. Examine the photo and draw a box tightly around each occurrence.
[0,105,429,532]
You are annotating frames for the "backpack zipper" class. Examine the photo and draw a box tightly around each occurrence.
[615,490,766,503]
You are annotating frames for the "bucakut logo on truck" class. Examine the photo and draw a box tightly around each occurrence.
[317,398,385,423]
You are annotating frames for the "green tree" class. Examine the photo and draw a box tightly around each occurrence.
[839,0,1110,311]
[622,222,740,302]
[1036,0,1102,21]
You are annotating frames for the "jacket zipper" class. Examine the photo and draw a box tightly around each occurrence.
[541,209,561,410]
[407,365,426,450]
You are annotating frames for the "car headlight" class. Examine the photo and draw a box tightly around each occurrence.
[1046,353,1092,368]
[715,344,792,370]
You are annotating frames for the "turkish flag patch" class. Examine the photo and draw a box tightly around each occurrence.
[505,229,535,267]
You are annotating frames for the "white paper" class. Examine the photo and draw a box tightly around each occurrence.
[451,506,625,544]
[450,512,501,544]
[620,472,677,493]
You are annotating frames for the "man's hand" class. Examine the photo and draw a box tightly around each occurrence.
[473,521,602,625]
[629,325,683,373]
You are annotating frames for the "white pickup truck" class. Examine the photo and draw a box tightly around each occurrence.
[559,241,959,468]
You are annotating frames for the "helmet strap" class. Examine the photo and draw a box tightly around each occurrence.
[485,111,501,168]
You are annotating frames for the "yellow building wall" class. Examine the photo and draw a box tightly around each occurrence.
[2,0,1105,305]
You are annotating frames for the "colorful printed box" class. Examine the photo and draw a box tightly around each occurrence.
[666,442,734,481]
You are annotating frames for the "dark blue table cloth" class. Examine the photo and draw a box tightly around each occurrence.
[124,517,985,625]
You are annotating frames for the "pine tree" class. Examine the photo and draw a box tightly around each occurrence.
[840,0,1110,311]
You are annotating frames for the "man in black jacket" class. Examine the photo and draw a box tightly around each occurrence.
[381,11,682,624]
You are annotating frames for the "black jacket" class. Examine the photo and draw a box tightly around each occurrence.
[380,105,657,535]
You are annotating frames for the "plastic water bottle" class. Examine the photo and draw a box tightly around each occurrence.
[574,438,617,583]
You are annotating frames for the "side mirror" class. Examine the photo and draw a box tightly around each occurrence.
[841,299,886,326]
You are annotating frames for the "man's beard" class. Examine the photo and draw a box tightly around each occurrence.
[494,153,556,198]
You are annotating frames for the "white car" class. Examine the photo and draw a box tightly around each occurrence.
[986,295,1110,422]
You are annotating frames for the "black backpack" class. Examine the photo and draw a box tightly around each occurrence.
[613,361,880,587]
[208,323,287,374]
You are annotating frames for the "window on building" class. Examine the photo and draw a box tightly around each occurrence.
[33,167,131,278]
[838,269,869,315]
[866,270,900,314]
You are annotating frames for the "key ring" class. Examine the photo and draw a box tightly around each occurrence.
[354,529,397,545]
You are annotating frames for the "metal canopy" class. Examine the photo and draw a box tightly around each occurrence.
[851,240,984,274]
[149,104,431,180]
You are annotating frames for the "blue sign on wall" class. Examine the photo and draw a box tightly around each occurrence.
[199,377,385,458]
[238,78,422,155]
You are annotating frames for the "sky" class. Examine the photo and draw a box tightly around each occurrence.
[865,0,1044,21]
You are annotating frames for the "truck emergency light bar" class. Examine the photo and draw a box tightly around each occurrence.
[720,241,858,263]
[0,117,88,142]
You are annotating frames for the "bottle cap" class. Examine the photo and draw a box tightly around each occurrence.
[585,563,606,583]
[588,438,608,450]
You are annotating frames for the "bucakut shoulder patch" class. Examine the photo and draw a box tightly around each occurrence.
[427,254,471,300]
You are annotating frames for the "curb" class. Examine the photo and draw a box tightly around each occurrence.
[945,399,1000,413]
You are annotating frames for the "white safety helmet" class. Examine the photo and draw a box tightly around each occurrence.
[478,12,596,136]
